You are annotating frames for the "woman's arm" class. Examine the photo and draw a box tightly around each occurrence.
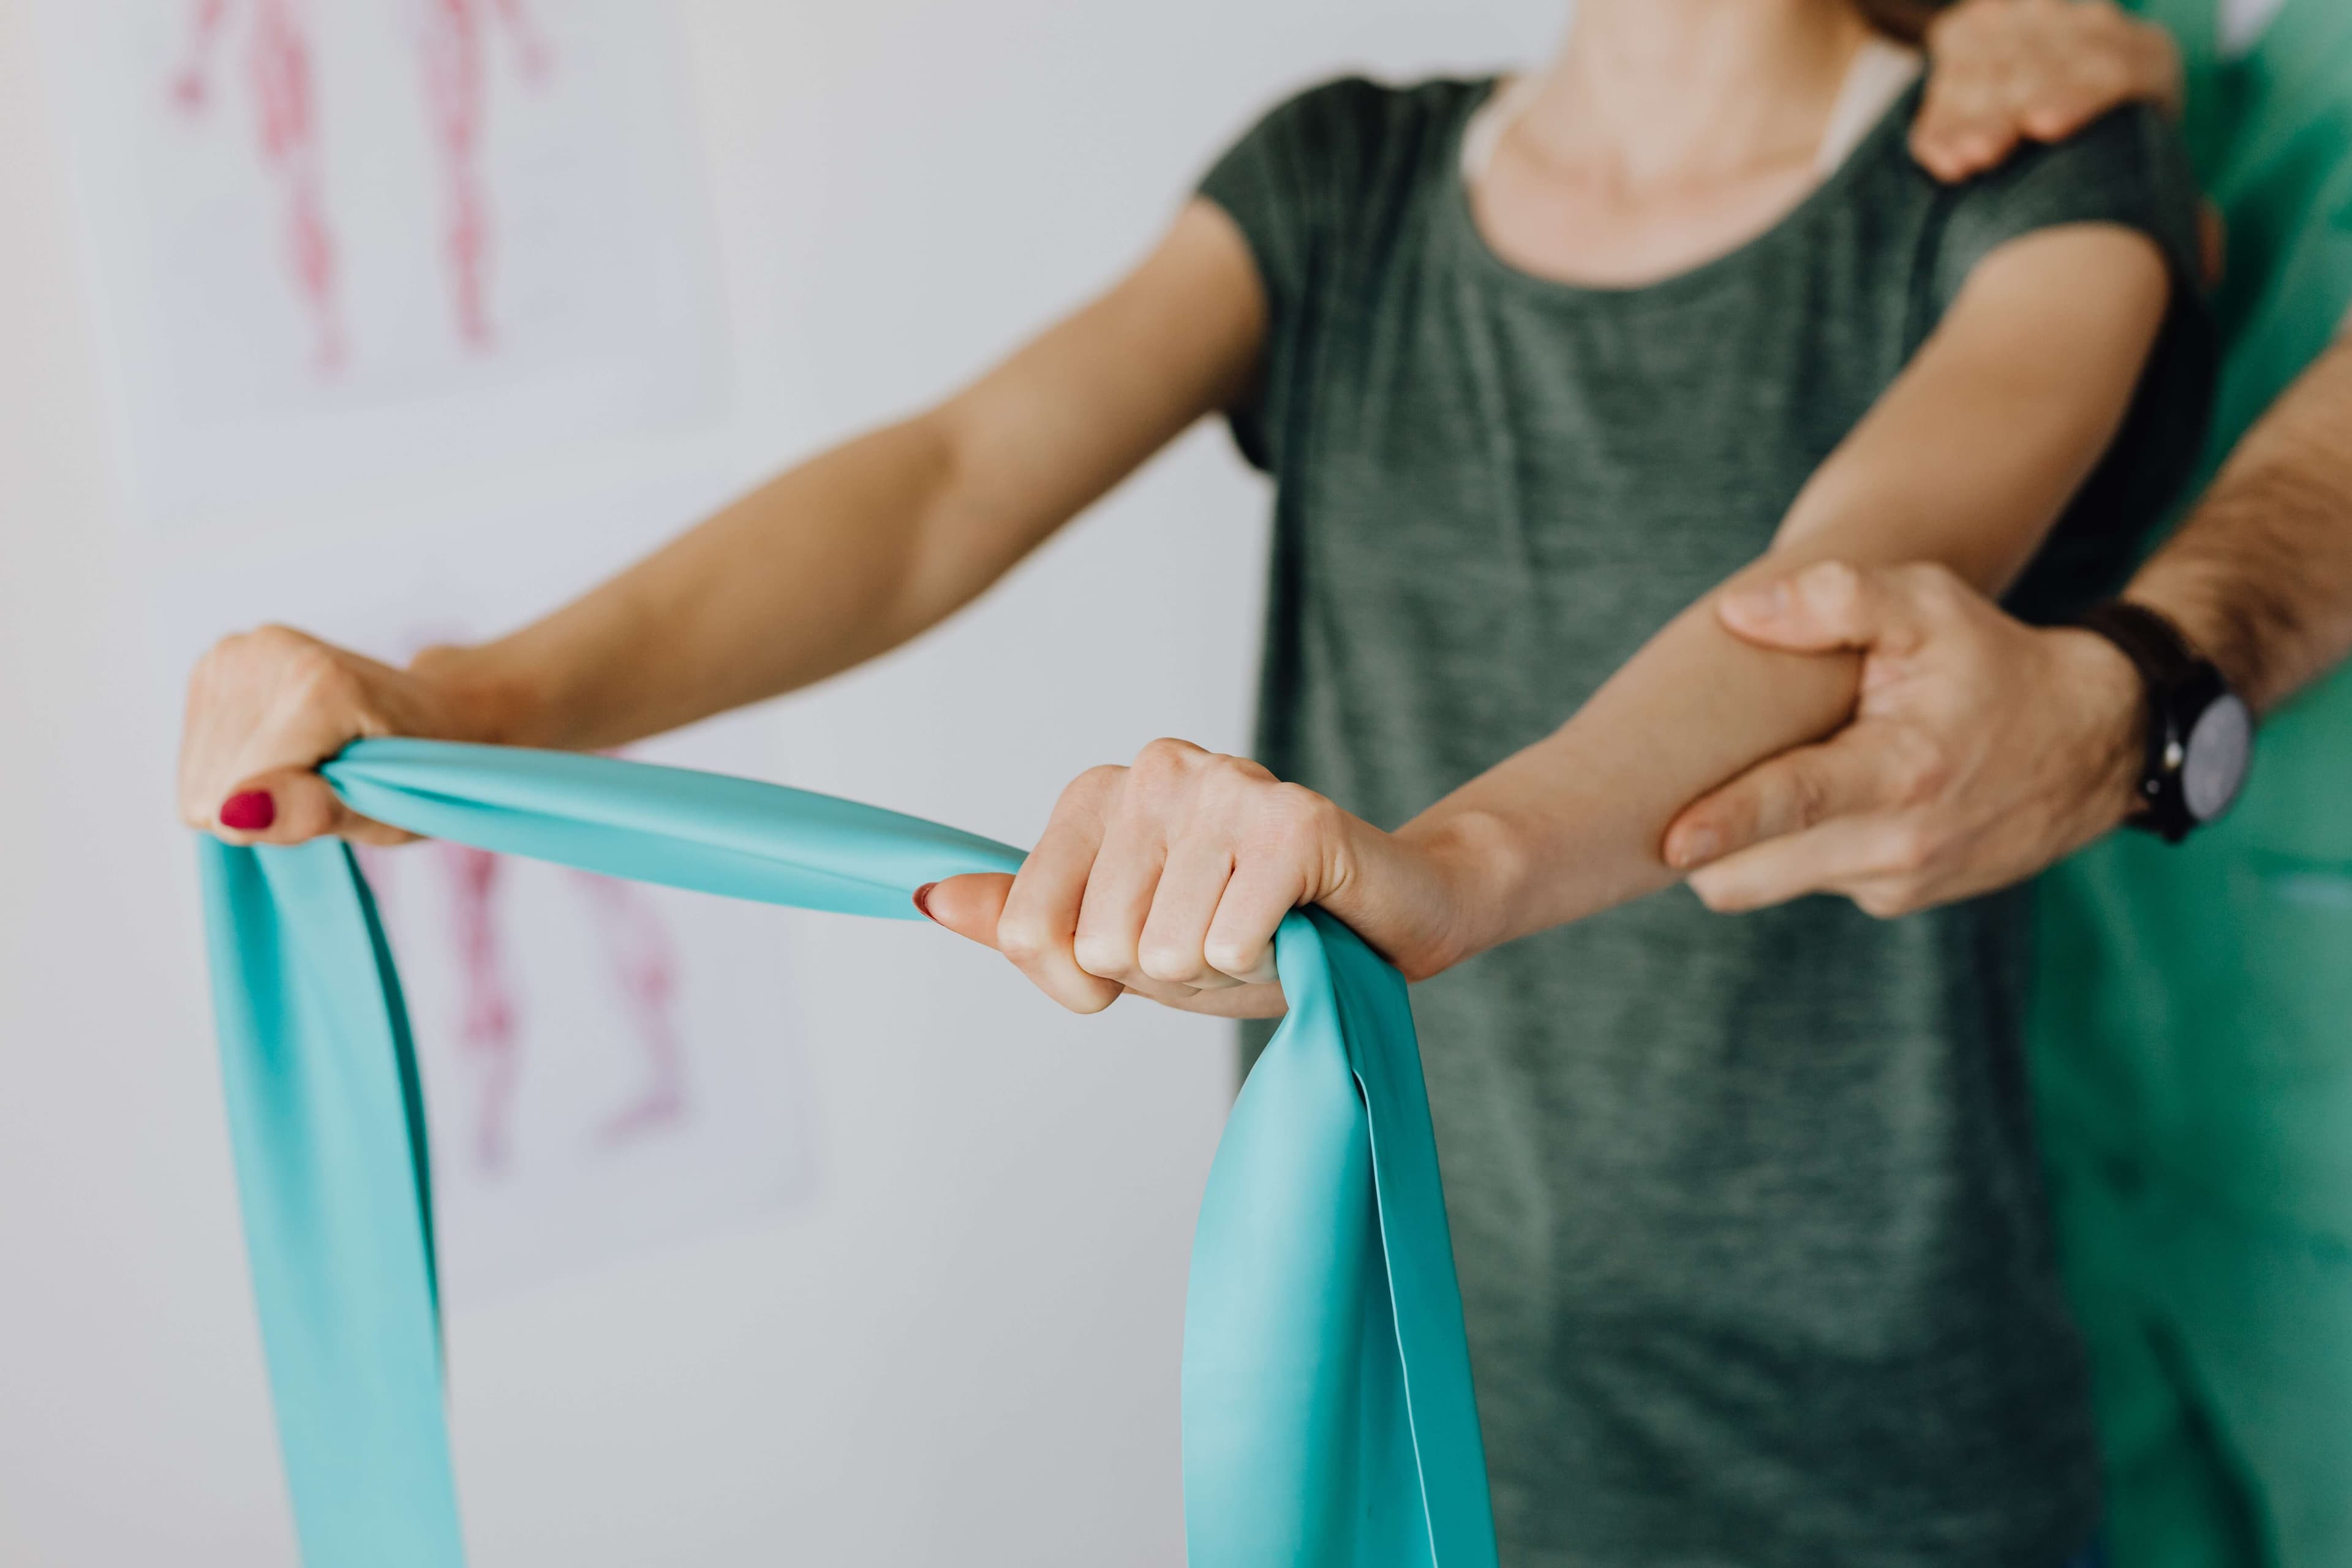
[177,201,1264,843]
[1411,221,2176,947]
[921,222,2177,1014]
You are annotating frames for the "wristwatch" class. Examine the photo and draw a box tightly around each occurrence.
[2076,600,2253,843]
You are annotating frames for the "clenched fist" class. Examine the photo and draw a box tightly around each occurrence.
[177,625,508,846]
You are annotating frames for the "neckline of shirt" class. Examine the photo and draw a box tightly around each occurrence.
[1446,50,1924,307]
[1460,36,1923,184]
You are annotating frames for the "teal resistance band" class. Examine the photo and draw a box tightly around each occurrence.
[197,739,1497,1567]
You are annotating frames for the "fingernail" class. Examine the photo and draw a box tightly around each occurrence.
[911,881,938,921]
[220,791,276,831]
[1670,828,1719,869]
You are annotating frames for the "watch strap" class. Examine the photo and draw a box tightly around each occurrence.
[2077,600,2201,695]
[2075,600,2207,842]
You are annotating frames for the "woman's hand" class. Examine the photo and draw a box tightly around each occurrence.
[916,739,1486,1018]
[177,626,510,846]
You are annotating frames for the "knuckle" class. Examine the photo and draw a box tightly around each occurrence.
[1133,737,1202,775]
[1787,764,1832,830]
[995,915,1052,968]
[1901,747,1951,805]
[251,622,308,654]
[1860,876,1931,919]
[1068,930,1129,980]
[1136,941,1202,986]
[287,643,354,698]
[1212,752,1276,789]
[1886,825,1937,877]
[1690,878,1738,914]
[1202,938,1262,978]
[1061,985,1119,1017]
[1063,764,1125,810]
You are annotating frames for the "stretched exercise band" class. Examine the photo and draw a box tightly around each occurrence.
[197,739,1496,1567]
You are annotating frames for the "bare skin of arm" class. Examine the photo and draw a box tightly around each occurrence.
[919,225,2176,1016]
[1665,338,2352,916]
[174,202,1264,845]
[2130,342,2352,712]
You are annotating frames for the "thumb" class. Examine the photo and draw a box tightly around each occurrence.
[1664,732,1883,873]
[914,872,1015,949]
[210,766,369,847]
[210,767,416,847]
[1716,560,1923,658]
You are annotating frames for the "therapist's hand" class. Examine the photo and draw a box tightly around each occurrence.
[178,625,502,846]
[916,739,1479,1018]
[1913,0,2184,183]
[1662,561,2146,918]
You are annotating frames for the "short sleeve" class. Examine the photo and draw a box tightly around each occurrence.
[1932,104,2206,311]
[1196,77,1392,472]
[1934,107,2221,622]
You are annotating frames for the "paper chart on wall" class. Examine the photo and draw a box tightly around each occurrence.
[38,0,812,1299]
[39,0,726,527]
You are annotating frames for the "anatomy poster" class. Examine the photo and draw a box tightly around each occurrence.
[39,0,726,525]
[41,0,814,1300]
[153,497,822,1305]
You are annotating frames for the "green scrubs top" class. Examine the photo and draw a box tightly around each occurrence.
[2034,3,2352,1564]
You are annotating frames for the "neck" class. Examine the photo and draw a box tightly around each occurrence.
[1520,1,1872,190]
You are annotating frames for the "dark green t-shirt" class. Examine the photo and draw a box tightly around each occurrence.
[1202,75,2212,1568]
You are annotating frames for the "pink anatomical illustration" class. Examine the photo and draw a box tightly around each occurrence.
[358,837,690,1176]
[167,0,554,372]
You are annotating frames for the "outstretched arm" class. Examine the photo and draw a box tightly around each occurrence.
[1664,336,2352,915]
[921,224,2176,1014]
[176,201,1264,843]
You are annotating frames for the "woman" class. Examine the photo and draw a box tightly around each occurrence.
[179,1,2211,1561]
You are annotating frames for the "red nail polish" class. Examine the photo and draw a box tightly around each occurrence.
[220,791,276,831]
[911,882,938,920]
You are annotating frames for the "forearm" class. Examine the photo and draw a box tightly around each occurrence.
[2125,338,2352,714]
[1401,559,1861,958]
[418,415,978,751]
[409,203,1264,753]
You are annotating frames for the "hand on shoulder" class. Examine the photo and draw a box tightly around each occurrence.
[1913,0,2184,182]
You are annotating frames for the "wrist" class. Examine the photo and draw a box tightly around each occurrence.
[405,643,561,748]
[1393,808,1528,978]
[2046,624,2149,835]
[2121,565,2271,717]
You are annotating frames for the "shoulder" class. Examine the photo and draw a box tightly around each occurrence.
[1198,73,1488,224]
[1231,74,1487,160]
[1962,104,2193,216]
[1934,104,2204,292]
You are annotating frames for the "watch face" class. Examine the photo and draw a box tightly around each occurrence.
[2184,693,2253,822]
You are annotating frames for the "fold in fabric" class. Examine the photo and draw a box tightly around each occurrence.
[197,739,1496,1567]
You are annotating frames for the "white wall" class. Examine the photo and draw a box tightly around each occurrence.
[0,2,1559,1564]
